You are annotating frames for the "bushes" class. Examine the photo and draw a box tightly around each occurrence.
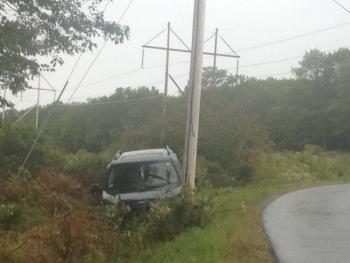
[235,163,256,186]
[63,150,110,186]
[145,194,212,242]
[197,158,256,188]
[0,170,121,263]
[255,149,350,183]
[0,203,24,231]
[0,124,67,179]
[100,193,212,259]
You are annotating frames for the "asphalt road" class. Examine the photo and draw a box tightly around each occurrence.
[263,185,350,263]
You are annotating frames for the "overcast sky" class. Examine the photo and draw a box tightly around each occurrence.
[9,0,350,109]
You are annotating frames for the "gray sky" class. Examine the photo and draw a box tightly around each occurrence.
[9,0,350,109]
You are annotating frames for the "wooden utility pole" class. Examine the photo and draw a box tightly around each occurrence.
[182,0,207,190]
[164,22,171,110]
[213,28,218,68]
[160,22,171,144]
[2,88,6,127]
[142,20,239,150]
[35,76,41,129]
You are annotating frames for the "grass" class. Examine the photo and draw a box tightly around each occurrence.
[130,150,350,263]
[1,149,350,262]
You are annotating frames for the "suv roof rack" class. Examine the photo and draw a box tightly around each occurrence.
[166,146,172,155]
[114,151,122,160]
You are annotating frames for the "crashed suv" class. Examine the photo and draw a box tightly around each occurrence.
[99,148,182,209]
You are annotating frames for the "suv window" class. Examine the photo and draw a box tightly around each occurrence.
[108,161,179,193]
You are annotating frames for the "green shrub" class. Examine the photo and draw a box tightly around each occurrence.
[64,150,110,186]
[145,194,212,242]
[0,203,24,230]
[0,124,67,179]
[197,158,256,188]
[105,204,131,229]
[196,158,234,188]
[102,193,212,254]
[303,144,323,155]
[235,163,256,186]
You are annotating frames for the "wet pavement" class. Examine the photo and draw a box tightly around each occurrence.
[263,185,350,263]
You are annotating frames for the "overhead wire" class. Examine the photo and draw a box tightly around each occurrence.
[17,42,350,104]
[67,53,84,82]
[67,41,109,102]
[232,56,302,70]
[65,20,350,95]
[117,0,135,23]
[243,57,350,79]
[15,56,350,106]
[17,0,133,175]
[331,0,350,15]
[67,0,136,102]
[64,95,163,107]
[237,21,350,52]
[16,45,350,104]
[102,0,112,13]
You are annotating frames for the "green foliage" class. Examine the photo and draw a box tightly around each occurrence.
[235,163,256,186]
[64,150,110,186]
[196,158,256,188]
[0,203,24,231]
[100,194,212,259]
[0,124,66,178]
[0,0,129,106]
[12,47,350,171]
[255,150,350,184]
[196,158,232,188]
[1,48,350,262]
[145,194,212,242]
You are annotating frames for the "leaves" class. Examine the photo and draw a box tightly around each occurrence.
[0,0,129,106]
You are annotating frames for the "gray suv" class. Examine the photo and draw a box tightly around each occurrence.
[99,148,182,209]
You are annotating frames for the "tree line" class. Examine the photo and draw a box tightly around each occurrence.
[3,48,349,179]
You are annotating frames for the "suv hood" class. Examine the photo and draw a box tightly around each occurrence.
[103,186,182,206]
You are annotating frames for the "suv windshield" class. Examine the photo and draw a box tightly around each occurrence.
[107,161,179,193]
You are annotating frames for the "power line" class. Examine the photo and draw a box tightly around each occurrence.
[237,21,350,52]
[74,68,141,89]
[67,42,109,102]
[17,81,69,176]
[64,95,163,107]
[249,71,292,78]
[67,53,84,82]
[240,56,301,69]
[221,45,350,71]
[13,71,188,103]
[102,0,112,13]
[221,56,302,71]
[331,0,350,15]
[117,0,135,23]
[19,71,190,105]
[244,59,350,79]
[68,59,193,89]
[17,43,350,104]
[15,58,350,107]
[67,0,136,102]
[16,0,135,175]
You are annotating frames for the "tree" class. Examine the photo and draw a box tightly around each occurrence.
[0,0,129,106]
[201,67,234,90]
